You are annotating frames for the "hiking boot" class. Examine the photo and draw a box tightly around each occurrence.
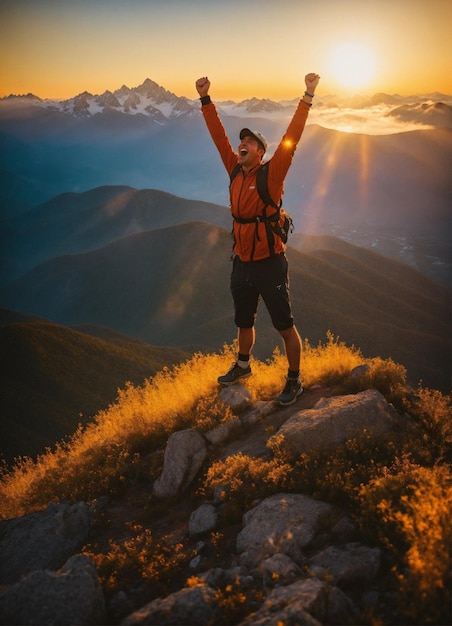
[275,377,303,405]
[218,362,252,385]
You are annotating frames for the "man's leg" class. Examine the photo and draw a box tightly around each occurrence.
[238,326,255,356]
[275,325,303,405]
[218,255,258,385]
[217,325,254,385]
[279,325,301,372]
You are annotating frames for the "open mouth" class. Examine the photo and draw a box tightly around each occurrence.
[240,148,248,156]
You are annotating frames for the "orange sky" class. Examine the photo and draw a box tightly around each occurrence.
[1,0,451,100]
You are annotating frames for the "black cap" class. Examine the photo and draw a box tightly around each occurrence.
[240,128,268,153]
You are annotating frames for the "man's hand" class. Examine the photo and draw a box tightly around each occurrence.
[305,73,320,94]
[196,76,210,97]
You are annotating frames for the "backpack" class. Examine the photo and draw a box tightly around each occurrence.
[229,162,294,258]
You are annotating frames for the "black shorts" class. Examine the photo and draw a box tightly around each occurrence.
[230,253,294,331]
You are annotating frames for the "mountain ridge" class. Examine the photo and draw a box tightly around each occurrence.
[2,78,451,121]
[0,312,188,463]
[1,221,449,393]
[2,186,230,280]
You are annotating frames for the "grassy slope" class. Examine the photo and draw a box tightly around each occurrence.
[1,317,188,463]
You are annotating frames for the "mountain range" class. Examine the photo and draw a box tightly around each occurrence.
[1,79,451,285]
[3,78,452,122]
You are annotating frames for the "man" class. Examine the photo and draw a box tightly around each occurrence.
[195,72,320,405]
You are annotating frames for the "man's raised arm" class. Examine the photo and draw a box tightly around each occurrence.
[195,76,211,98]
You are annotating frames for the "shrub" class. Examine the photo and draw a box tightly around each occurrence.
[358,456,452,624]
[201,452,292,511]
[342,355,409,410]
[408,387,452,462]
[284,435,399,508]
[84,522,189,599]
[301,331,365,388]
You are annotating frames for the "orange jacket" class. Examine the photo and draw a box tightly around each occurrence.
[201,99,311,261]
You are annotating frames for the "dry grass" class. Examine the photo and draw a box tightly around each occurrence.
[0,333,365,519]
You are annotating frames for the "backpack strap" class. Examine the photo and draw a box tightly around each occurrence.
[255,162,282,211]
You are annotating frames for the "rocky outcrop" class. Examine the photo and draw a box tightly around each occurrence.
[0,501,91,585]
[236,493,339,568]
[272,389,399,455]
[121,584,220,626]
[0,554,106,626]
[239,577,357,626]
[0,387,406,625]
[277,389,399,454]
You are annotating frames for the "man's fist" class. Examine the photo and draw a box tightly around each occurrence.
[305,73,320,94]
[196,77,210,97]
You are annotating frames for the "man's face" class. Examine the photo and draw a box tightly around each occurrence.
[237,136,264,168]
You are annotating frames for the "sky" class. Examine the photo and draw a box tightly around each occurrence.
[1,0,451,101]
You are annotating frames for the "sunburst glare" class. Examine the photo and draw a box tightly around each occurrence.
[328,42,377,91]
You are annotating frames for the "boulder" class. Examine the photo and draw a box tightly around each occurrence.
[0,554,105,626]
[204,417,241,446]
[152,429,207,499]
[219,385,253,411]
[241,401,276,426]
[308,542,381,586]
[188,503,218,536]
[121,584,219,625]
[271,390,399,455]
[238,577,356,626]
[236,493,339,568]
[259,553,302,587]
[238,577,327,626]
[0,501,91,585]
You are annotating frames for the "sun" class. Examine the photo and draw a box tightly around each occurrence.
[328,42,377,90]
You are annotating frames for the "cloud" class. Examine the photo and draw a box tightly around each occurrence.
[309,104,435,135]
[218,99,440,136]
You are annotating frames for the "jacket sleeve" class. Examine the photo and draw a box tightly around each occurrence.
[201,102,238,175]
[267,100,311,201]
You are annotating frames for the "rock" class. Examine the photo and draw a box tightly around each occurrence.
[241,401,276,426]
[236,493,338,568]
[238,577,357,626]
[330,515,358,542]
[188,503,218,536]
[152,429,207,499]
[238,577,326,625]
[271,390,399,455]
[189,554,203,570]
[121,584,219,625]
[0,501,91,585]
[213,483,232,503]
[204,417,241,445]
[259,553,302,587]
[308,543,381,586]
[325,585,358,624]
[199,566,253,590]
[349,364,370,380]
[0,554,105,626]
[219,385,253,411]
